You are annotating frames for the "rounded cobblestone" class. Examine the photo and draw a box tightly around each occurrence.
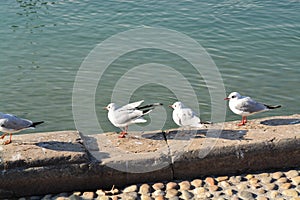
[216,176,228,182]
[166,182,178,190]
[286,170,299,179]
[152,190,165,197]
[123,185,138,193]
[152,183,165,191]
[141,195,153,200]
[292,176,300,185]
[178,181,191,191]
[139,184,151,195]
[239,190,254,200]
[219,180,230,188]
[180,190,193,200]
[272,171,283,179]
[277,177,288,183]
[265,183,276,190]
[191,179,202,188]
[22,168,299,200]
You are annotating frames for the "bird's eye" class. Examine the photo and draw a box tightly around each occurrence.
[232,95,236,98]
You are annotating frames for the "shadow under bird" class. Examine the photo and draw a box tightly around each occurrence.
[224,92,281,126]
[0,112,44,145]
[169,101,211,128]
[104,100,163,138]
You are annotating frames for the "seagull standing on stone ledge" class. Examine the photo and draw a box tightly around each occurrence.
[169,101,210,128]
[0,112,44,145]
[104,100,163,138]
[224,92,281,126]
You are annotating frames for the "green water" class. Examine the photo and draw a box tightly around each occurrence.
[0,0,299,134]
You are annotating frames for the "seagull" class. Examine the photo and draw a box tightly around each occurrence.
[104,100,163,138]
[224,92,281,126]
[0,112,44,145]
[169,101,210,128]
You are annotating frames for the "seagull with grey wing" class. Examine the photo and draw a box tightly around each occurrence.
[224,92,281,126]
[104,100,163,138]
[169,101,211,128]
[0,112,44,145]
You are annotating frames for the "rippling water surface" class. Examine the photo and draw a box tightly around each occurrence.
[0,0,299,134]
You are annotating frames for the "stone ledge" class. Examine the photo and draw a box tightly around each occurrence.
[0,114,299,198]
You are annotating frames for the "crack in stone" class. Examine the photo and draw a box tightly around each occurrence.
[162,131,175,179]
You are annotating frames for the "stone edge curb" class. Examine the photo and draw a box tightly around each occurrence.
[0,116,299,198]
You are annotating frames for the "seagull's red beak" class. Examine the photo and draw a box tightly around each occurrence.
[168,105,173,109]
[103,107,108,110]
[224,98,230,100]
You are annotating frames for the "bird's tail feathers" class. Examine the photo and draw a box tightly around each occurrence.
[31,121,44,127]
[137,103,163,110]
[200,121,213,125]
[142,109,152,115]
[264,104,281,109]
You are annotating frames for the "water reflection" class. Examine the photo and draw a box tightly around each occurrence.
[14,0,55,32]
[11,0,56,70]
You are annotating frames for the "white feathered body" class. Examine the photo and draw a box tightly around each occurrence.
[171,102,203,128]
[106,100,162,129]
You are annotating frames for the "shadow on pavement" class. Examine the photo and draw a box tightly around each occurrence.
[260,118,300,126]
[142,129,249,141]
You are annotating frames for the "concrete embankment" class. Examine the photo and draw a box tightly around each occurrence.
[0,114,299,198]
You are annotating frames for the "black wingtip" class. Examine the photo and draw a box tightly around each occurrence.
[142,109,152,114]
[31,121,44,127]
[264,104,282,109]
[137,103,163,110]
[201,121,213,124]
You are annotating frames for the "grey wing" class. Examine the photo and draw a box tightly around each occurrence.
[237,97,267,113]
[114,109,143,124]
[1,114,32,130]
[121,100,144,110]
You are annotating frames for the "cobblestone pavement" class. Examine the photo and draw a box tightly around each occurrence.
[19,168,299,200]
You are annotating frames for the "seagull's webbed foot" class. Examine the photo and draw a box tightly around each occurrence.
[118,126,128,138]
[2,133,12,145]
[118,132,127,138]
[237,116,247,126]
[3,139,12,145]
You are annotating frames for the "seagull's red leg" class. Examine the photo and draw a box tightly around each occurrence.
[118,127,128,138]
[118,131,125,138]
[244,116,247,124]
[118,132,127,138]
[3,133,12,145]
[238,116,246,126]
[0,133,8,139]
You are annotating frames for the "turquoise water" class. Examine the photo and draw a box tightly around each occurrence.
[0,0,299,134]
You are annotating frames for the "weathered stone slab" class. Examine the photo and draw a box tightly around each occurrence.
[82,131,173,177]
[0,131,89,197]
[170,114,300,178]
[0,131,88,169]
[0,115,299,198]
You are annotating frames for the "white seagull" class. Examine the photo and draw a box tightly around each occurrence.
[0,112,44,145]
[104,100,163,138]
[169,101,209,128]
[224,92,281,126]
